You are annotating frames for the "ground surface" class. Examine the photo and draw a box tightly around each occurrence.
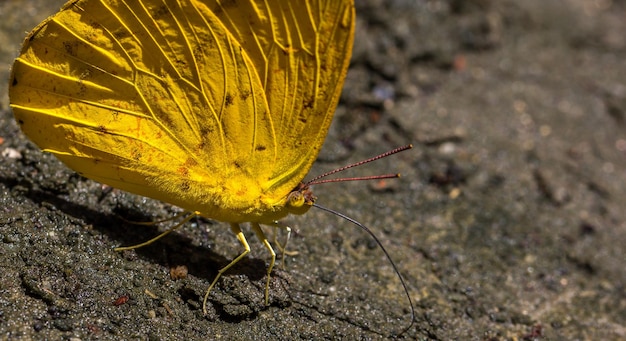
[1,0,625,340]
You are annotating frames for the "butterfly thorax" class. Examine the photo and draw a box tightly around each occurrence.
[185,174,315,224]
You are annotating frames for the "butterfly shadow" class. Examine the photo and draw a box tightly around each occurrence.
[7,177,277,321]
[104,210,289,322]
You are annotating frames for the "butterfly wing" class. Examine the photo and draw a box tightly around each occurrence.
[9,0,354,222]
[207,1,356,197]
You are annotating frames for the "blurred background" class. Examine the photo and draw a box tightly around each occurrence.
[1,0,625,339]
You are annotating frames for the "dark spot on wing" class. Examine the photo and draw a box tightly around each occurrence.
[63,41,78,56]
[180,180,191,192]
[151,5,169,20]
[225,93,234,107]
[304,97,314,109]
[177,166,189,177]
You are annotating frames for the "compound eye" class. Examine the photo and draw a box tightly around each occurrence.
[287,191,305,208]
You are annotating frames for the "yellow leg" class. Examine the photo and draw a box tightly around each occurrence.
[203,223,251,315]
[251,222,275,306]
[271,223,299,268]
[114,212,197,251]
[117,210,190,226]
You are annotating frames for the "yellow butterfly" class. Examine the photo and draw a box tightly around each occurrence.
[10,0,355,311]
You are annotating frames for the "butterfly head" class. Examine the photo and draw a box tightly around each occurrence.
[285,183,316,215]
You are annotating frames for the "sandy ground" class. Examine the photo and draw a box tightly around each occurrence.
[1,0,625,340]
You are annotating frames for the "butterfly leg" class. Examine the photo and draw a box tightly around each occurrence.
[271,224,299,269]
[251,222,275,306]
[114,212,196,251]
[203,223,251,315]
[117,210,191,226]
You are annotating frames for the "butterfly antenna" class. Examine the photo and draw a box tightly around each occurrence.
[313,203,416,337]
[306,144,412,186]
